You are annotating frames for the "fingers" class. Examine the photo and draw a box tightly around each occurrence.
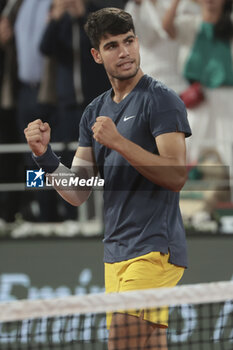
[95,116,109,122]
[91,118,104,142]
[92,116,111,130]
[23,119,50,156]
[24,128,42,143]
[25,134,44,144]
[43,122,50,131]
[24,119,50,140]
[24,119,48,132]
[91,116,119,147]
[25,118,42,130]
[91,121,102,136]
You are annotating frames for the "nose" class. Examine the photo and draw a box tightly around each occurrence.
[118,44,130,58]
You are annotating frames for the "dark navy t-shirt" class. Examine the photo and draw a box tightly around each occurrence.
[79,75,191,267]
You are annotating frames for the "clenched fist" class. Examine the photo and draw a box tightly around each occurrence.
[24,119,51,156]
[92,116,123,150]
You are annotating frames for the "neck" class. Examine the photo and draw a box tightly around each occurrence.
[202,7,222,24]
[110,69,144,104]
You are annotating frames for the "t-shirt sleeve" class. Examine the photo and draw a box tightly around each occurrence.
[78,107,93,147]
[149,87,192,138]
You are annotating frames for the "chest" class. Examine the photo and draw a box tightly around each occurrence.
[92,97,158,167]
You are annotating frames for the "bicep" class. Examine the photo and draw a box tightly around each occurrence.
[74,146,95,163]
[155,132,186,165]
[73,146,98,176]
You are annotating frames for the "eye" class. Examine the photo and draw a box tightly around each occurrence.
[107,43,117,50]
[126,38,134,45]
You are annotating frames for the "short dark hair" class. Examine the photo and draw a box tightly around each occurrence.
[84,7,135,49]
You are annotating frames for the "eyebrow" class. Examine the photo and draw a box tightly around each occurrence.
[103,34,136,50]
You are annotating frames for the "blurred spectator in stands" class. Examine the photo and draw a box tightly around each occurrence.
[14,0,56,141]
[91,0,128,8]
[0,0,22,222]
[125,0,200,93]
[0,0,66,222]
[163,0,233,200]
[40,0,110,149]
[40,0,110,221]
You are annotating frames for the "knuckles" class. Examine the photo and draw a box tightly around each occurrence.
[27,119,42,127]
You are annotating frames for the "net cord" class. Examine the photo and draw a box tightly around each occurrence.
[0,281,232,322]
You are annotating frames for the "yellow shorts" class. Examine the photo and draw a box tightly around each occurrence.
[105,251,185,329]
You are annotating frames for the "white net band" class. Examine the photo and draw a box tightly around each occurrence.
[0,280,232,322]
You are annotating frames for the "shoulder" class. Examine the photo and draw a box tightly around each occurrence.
[143,76,191,138]
[145,75,186,113]
[86,89,111,112]
[80,89,111,124]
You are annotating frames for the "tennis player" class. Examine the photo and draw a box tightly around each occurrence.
[24,7,191,350]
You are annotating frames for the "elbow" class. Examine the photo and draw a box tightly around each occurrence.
[59,190,91,207]
[68,199,82,207]
[72,198,87,207]
[172,179,186,192]
[67,198,86,207]
[71,190,92,207]
[170,167,187,192]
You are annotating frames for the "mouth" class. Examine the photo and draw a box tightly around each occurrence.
[117,60,134,69]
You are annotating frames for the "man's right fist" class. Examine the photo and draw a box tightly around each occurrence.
[24,119,51,157]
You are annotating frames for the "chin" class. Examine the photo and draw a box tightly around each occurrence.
[114,67,140,81]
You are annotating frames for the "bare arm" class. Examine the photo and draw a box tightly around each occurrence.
[162,0,180,39]
[24,119,97,206]
[47,146,97,206]
[116,132,187,192]
[92,117,187,192]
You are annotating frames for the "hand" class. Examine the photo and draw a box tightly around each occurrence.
[50,0,67,20]
[24,119,51,156]
[92,117,123,150]
[0,17,13,45]
[133,0,157,5]
[64,0,85,18]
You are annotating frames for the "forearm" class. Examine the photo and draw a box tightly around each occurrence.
[115,136,187,192]
[162,0,180,39]
[32,145,95,206]
[46,159,94,206]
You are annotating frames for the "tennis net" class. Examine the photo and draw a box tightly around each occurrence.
[0,281,232,350]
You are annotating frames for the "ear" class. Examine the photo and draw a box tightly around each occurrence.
[91,48,103,64]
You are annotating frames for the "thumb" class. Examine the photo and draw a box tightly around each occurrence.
[40,122,50,132]
[43,122,50,131]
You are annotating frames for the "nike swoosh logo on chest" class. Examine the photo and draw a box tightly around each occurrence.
[123,115,136,122]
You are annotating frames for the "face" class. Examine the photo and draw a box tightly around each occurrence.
[91,31,140,81]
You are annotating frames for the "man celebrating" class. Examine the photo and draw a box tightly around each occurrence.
[25,7,191,350]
